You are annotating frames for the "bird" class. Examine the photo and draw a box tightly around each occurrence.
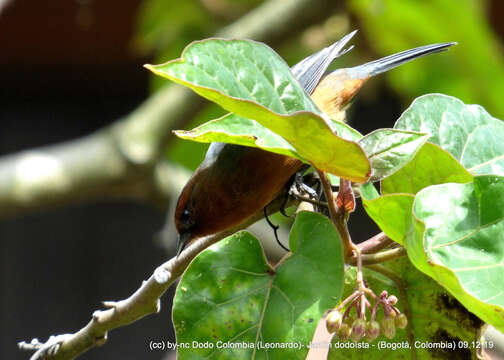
[174,30,455,254]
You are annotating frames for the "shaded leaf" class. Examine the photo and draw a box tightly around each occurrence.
[382,142,473,195]
[407,176,504,332]
[329,257,481,359]
[173,212,344,359]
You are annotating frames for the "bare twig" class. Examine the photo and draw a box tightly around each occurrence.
[19,196,299,360]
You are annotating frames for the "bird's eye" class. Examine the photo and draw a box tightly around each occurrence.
[179,208,193,226]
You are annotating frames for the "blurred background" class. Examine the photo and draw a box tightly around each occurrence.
[1,0,504,359]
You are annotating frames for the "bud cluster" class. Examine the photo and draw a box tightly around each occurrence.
[326,290,407,342]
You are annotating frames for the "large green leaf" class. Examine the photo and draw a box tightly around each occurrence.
[407,176,504,332]
[395,94,504,176]
[174,114,364,163]
[173,211,344,359]
[146,38,370,182]
[329,257,481,359]
[358,129,429,181]
[382,142,473,195]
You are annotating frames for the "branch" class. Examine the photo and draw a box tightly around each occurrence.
[19,196,299,360]
[347,246,407,266]
[357,232,394,254]
[0,0,337,218]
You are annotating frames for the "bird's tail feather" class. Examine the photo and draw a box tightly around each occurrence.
[349,42,457,78]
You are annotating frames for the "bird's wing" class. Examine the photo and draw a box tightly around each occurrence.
[290,30,357,95]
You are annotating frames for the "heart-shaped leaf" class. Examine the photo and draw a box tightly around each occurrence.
[147,38,370,182]
[173,211,344,359]
[382,142,473,195]
[395,94,504,176]
[407,175,504,332]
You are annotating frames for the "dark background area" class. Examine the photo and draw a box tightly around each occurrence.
[2,0,504,359]
[0,1,176,359]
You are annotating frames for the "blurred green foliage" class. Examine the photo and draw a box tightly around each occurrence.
[348,0,504,117]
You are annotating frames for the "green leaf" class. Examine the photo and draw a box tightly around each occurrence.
[173,211,344,359]
[358,129,429,181]
[382,142,473,195]
[362,192,415,246]
[395,94,504,176]
[331,121,363,142]
[174,113,298,159]
[360,182,380,200]
[407,175,504,332]
[174,115,363,163]
[147,38,370,182]
[329,257,481,359]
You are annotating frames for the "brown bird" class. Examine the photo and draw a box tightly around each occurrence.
[174,31,455,254]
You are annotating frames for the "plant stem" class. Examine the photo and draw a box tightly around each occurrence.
[316,169,354,259]
[358,232,394,254]
[348,247,407,266]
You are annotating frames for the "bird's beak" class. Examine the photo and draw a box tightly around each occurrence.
[176,232,192,257]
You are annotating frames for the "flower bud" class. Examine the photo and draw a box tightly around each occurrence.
[337,323,352,341]
[395,313,408,329]
[350,318,366,341]
[344,314,355,326]
[388,295,398,305]
[387,309,397,318]
[326,310,343,333]
[381,317,396,339]
[366,320,380,342]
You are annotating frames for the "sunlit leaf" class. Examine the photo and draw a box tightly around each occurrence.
[359,129,429,181]
[147,38,370,182]
[395,94,504,176]
[361,191,415,246]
